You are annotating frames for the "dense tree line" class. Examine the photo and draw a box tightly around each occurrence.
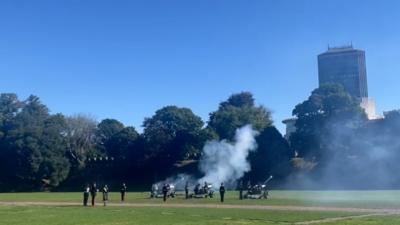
[289,84,400,189]
[0,92,292,191]
[4,86,397,191]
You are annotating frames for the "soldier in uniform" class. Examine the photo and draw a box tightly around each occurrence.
[162,183,168,202]
[83,184,90,206]
[185,181,189,199]
[194,183,200,195]
[90,182,97,206]
[120,183,127,202]
[239,180,244,200]
[102,184,109,206]
[219,183,225,203]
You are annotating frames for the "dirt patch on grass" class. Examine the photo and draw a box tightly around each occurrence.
[1,201,400,214]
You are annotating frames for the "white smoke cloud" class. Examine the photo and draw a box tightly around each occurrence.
[198,125,258,187]
[154,174,195,190]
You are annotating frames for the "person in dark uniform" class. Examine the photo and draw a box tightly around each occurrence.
[194,183,200,195]
[162,184,168,202]
[185,181,189,199]
[102,185,109,206]
[239,180,244,200]
[90,183,97,206]
[83,184,90,206]
[219,183,225,203]
[120,183,127,202]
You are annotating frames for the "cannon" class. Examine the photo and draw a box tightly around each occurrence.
[190,182,214,198]
[244,176,273,199]
[150,183,176,198]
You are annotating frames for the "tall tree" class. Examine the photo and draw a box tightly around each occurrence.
[7,95,50,186]
[1,95,71,188]
[65,114,99,169]
[290,84,366,160]
[142,106,204,167]
[208,92,272,140]
[107,126,139,160]
[247,126,293,181]
[0,93,23,187]
[97,119,125,144]
[38,114,71,187]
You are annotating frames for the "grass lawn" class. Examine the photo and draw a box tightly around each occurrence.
[1,190,400,208]
[1,191,400,224]
[0,205,359,225]
[323,215,400,225]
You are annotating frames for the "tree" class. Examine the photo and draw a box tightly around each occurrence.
[97,119,125,143]
[208,92,273,140]
[0,95,71,189]
[247,126,294,181]
[38,114,71,187]
[290,84,366,160]
[65,114,99,169]
[142,106,204,167]
[6,95,50,187]
[106,126,139,159]
[0,93,22,137]
[0,94,23,187]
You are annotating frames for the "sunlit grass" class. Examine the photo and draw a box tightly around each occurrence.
[0,205,358,225]
[1,190,400,208]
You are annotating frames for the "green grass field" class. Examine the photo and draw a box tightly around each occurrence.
[1,191,400,224]
[0,205,358,225]
[1,190,400,208]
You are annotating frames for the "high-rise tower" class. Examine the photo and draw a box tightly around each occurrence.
[318,45,377,119]
[318,45,368,99]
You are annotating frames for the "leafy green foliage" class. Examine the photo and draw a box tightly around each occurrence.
[290,84,366,159]
[143,106,205,166]
[106,126,139,159]
[97,119,125,144]
[0,95,71,189]
[247,126,293,181]
[0,92,289,190]
[65,114,99,169]
[208,92,273,140]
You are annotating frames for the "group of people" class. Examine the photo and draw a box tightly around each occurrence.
[83,182,128,206]
[84,182,227,206]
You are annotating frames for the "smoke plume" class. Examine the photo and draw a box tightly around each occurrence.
[153,174,196,190]
[198,125,258,187]
[286,111,400,189]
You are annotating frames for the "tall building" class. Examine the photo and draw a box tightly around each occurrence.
[318,45,368,99]
[283,45,380,140]
[318,45,378,120]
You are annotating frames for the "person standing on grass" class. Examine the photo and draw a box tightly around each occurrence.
[219,183,225,203]
[83,184,90,206]
[162,183,168,202]
[120,183,127,202]
[185,181,189,199]
[90,182,98,206]
[102,185,109,206]
[239,180,244,200]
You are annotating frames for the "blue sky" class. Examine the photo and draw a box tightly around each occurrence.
[1,0,399,133]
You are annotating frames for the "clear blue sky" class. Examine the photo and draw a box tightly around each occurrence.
[1,0,399,133]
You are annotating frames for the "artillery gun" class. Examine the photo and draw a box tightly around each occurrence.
[150,183,176,198]
[244,176,273,199]
[190,182,214,198]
